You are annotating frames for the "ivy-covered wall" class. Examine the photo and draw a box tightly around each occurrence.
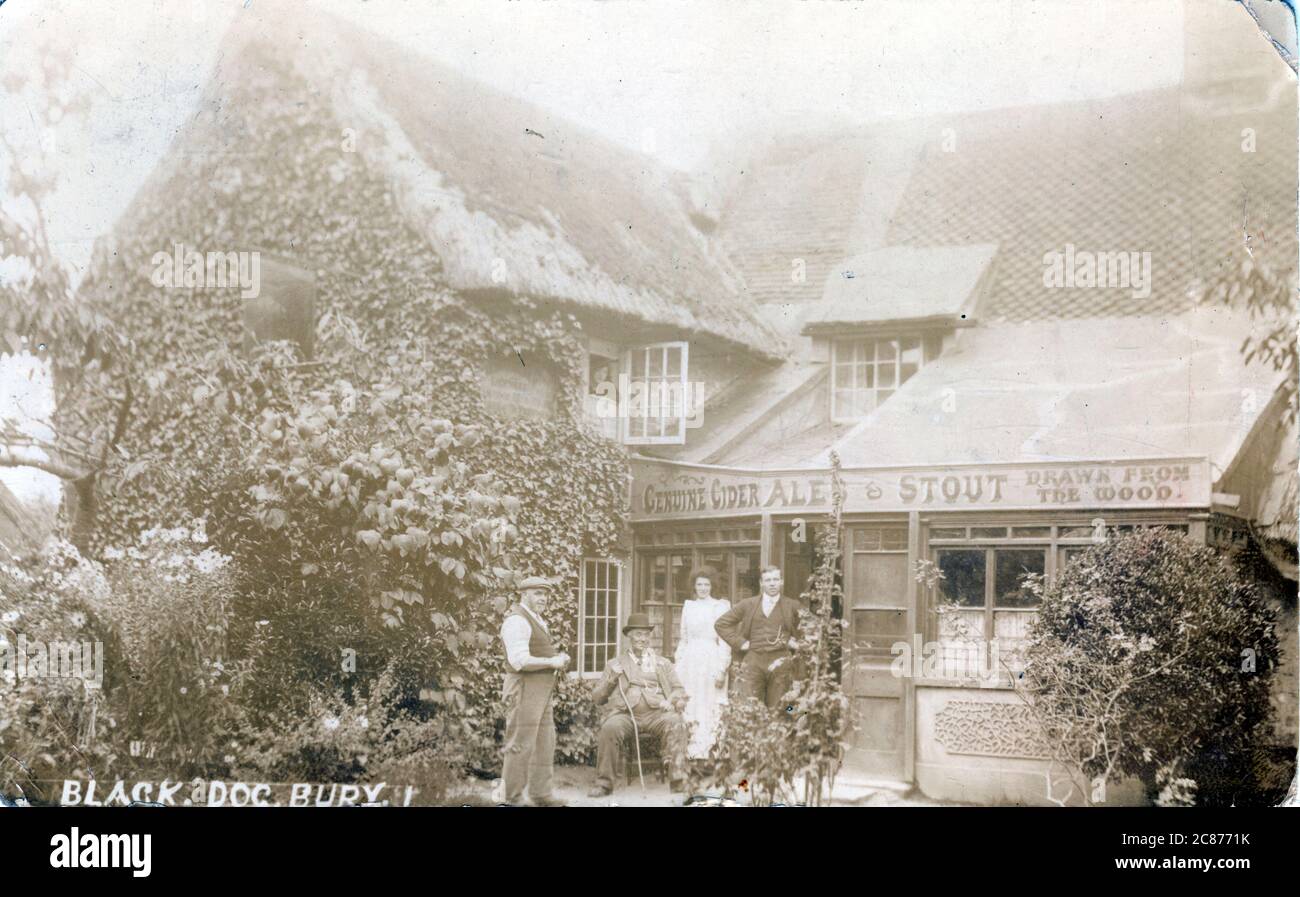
[71,54,631,768]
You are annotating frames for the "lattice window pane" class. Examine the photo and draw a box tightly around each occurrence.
[578,559,622,674]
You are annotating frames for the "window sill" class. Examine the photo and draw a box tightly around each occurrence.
[912,675,1022,690]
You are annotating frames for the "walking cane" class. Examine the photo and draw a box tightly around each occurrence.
[616,676,646,797]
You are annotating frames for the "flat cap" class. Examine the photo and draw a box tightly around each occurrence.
[518,575,555,591]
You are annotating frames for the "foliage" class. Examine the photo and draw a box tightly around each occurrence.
[1019,528,1280,806]
[782,455,850,805]
[5,46,630,782]
[0,40,113,377]
[228,666,444,784]
[705,697,805,806]
[91,523,244,777]
[0,541,126,803]
[1200,250,1298,422]
[1,42,126,549]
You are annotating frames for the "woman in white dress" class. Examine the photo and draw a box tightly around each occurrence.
[674,567,732,759]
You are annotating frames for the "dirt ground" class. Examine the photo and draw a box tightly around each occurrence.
[467,765,955,807]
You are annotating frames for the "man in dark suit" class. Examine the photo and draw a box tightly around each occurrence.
[714,565,803,710]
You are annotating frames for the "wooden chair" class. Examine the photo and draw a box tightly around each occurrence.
[623,732,667,784]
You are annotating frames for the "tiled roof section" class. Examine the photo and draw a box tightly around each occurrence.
[885,86,1298,321]
[715,123,927,307]
[817,306,1286,471]
[640,361,827,465]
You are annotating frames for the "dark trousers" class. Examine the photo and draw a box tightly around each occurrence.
[736,650,797,710]
[501,672,556,804]
[594,709,687,788]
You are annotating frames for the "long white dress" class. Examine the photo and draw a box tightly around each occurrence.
[674,597,732,759]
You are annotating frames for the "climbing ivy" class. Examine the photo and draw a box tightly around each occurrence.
[60,53,629,768]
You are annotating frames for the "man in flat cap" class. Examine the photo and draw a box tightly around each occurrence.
[587,613,689,797]
[498,575,570,807]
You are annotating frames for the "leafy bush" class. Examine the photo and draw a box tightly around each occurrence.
[0,541,126,802]
[92,523,244,776]
[704,697,805,806]
[1021,528,1280,806]
[229,666,442,783]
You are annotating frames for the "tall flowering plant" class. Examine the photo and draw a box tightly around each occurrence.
[704,452,849,806]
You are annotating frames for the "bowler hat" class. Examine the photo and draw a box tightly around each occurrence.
[622,613,654,634]
[518,575,554,591]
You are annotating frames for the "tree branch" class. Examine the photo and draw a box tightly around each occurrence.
[0,445,90,480]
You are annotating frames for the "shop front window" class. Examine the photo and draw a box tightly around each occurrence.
[994,549,1045,608]
[936,549,985,607]
[924,519,1190,681]
[634,525,761,656]
[933,546,1045,679]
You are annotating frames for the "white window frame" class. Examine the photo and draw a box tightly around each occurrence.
[621,341,689,445]
[575,558,622,677]
[830,335,926,423]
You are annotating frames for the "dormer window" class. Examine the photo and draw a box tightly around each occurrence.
[831,334,940,421]
[807,244,998,423]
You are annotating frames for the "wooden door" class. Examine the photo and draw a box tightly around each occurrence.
[842,525,910,779]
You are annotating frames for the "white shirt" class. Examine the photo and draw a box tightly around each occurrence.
[631,649,657,675]
[500,604,551,671]
[761,593,779,617]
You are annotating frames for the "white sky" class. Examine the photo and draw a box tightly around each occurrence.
[0,0,1275,503]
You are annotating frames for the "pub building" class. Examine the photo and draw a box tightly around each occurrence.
[613,17,1298,804]
[113,6,1296,805]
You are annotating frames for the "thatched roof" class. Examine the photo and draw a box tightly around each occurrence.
[155,6,777,357]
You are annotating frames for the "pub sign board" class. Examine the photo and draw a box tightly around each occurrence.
[631,457,1213,521]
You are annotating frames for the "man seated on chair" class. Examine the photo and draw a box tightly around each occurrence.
[587,613,689,797]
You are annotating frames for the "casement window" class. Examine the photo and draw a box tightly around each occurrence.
[831,335,939,422]
[583,348,621,441]
[928,545,1044,681]
[622,342,690,445]
[576,559,622,675]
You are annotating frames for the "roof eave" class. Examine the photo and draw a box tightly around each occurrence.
[801,315,976,338]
